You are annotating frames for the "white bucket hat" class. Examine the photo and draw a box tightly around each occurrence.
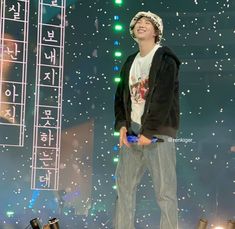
[129,11,163,43]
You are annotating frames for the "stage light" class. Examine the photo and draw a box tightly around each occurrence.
[114,24,123,32]
[114,15,120,21]
[114,51,122,57]
[48,218,60,229]
[113,65,120,71]
[197,218,208,229]
[226,220,235,229]
[114,40,120,46]
[114,77,121,83]
[196,219,235,229]
[112,185,117,190]
[113,145,119,151]
[6,211,14,218]
[114,51,122,58]
[114,0,123,6]
[114,131,120,137]
[30,218,41,229]
[113,157,119,163]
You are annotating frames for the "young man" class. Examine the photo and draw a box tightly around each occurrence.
[114,11,181,229]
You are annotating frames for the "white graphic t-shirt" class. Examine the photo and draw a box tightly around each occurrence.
[129,44,160,125]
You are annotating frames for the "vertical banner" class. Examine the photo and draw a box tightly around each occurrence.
[31,0,66,190]
[0,0,30,146]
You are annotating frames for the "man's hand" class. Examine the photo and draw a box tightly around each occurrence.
[137,134,151,145]
[119,127,130,148]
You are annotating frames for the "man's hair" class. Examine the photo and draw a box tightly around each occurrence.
[150,20,160,43]
[129,11,163,44]
[132,16,160,43]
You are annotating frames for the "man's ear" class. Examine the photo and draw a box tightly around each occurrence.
[154,29,160,37]
[154,30,160,43]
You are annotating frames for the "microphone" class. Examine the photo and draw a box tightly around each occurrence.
[127,135,164,143]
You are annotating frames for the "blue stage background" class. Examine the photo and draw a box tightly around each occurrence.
[0,0,235,228]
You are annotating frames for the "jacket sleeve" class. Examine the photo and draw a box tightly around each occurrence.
[142,56,179,138]
[114,66,127,131]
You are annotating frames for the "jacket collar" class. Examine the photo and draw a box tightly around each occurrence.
[123,46,180,89]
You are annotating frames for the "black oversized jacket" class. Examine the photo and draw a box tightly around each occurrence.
[114,46,181,139]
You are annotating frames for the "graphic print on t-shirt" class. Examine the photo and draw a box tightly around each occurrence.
[129,44,160,124]
[130,75,149,104]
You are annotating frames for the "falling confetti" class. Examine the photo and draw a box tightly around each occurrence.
[0,0,235,228]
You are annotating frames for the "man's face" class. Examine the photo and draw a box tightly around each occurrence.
[133,17,157,42]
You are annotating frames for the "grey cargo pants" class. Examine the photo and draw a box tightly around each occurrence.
[114,135,178,229]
